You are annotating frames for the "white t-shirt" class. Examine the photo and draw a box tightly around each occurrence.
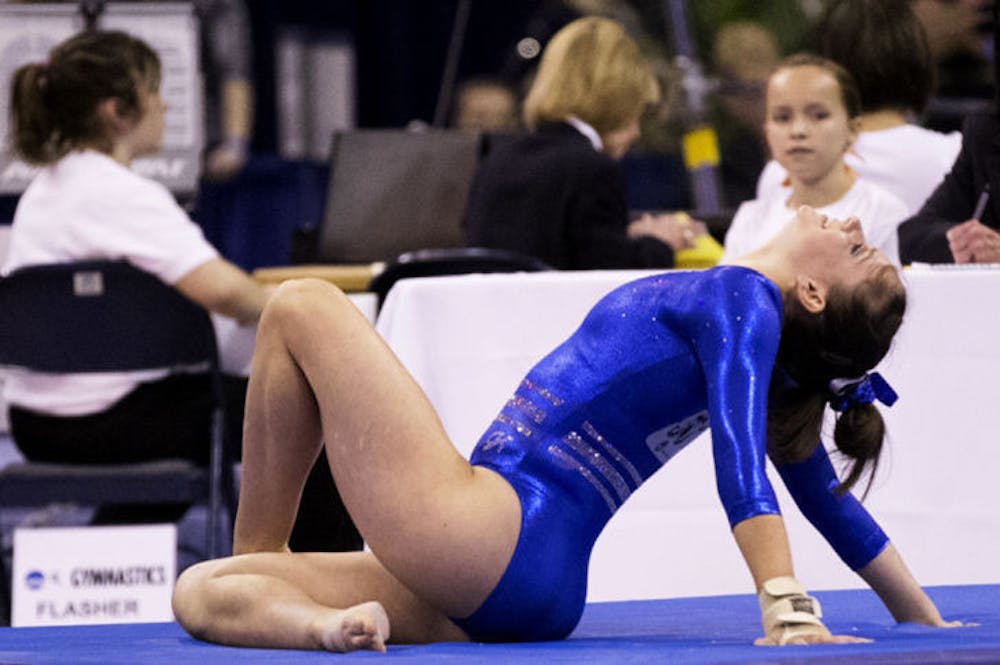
[2,150,219,416]
[722,178,907,265]
[756,124,961,214]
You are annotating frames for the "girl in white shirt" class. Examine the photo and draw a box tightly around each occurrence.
[4,30,271,522]
[722,54,907,264]
[754,0,961,215]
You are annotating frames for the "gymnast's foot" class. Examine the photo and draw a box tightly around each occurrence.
[316,601,390,653]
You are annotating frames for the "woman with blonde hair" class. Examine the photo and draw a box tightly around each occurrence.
[464,17,706,269]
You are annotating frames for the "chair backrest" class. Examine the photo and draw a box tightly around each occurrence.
[0,261,218,373]
[316,128,484,264]
[367,247,554,305]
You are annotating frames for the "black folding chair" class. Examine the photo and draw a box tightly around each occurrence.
[0,261,235,613]
[367,247,554,306]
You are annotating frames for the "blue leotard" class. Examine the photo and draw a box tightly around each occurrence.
[453,266,888,642]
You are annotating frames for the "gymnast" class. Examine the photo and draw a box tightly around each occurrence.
[172,205,960,651]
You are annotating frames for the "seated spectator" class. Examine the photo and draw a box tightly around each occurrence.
[723,54,907,264]
[4,30,269,523]
[755,0,961,215]
[711,20,781,209]
[912,0,995,116]
[463,16,712,270]
[898,111,1000,264]
[3,31,360,551]
[196,0,256,182]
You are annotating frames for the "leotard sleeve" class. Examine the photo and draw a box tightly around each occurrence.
[691,271,784,527]
[775,443,889,570]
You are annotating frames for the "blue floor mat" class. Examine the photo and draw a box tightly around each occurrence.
[0,584,995,663]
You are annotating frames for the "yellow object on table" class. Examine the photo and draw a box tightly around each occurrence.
[675,235,723,269]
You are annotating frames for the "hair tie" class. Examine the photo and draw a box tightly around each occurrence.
[828,372,897,412]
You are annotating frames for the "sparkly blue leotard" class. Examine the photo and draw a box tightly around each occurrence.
[453,266,888,642]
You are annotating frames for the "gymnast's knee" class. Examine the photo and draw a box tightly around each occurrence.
[171,559,221,638]
[260,278,350,335]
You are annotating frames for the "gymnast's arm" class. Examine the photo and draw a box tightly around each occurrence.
[692,272,891,643]
[707,353,849,642]
[694,275,837,642]
[776,446,956,626]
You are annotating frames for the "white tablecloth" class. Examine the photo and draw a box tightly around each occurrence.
[375,268,1000,602]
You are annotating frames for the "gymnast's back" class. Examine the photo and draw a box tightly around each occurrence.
[470,265,784,528]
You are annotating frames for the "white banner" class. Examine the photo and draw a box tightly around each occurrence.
[11,524,177,627]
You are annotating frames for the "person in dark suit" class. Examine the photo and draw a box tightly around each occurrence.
[897,111,1000,264]
[463,17,705,270]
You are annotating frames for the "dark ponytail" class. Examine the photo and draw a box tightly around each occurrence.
[831,403,885,495]
[9,63,57,163]
[768,264,905,496]
[8,30,161,165]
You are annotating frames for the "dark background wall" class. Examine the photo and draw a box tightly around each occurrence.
[246,0,549,152]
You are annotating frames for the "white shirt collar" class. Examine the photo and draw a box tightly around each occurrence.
[566,116,603,151]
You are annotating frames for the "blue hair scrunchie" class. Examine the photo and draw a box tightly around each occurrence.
[829,372,898,412]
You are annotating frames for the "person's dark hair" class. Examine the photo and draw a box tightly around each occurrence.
[768,264,906,496]
[9,30,161,165]
[773,53,862,120]
[812,0,934,116]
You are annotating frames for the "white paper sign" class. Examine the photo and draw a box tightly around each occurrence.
[11,524,177,627]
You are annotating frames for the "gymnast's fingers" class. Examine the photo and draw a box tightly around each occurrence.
[941,619,978,628]
[754,631,872,646]
[798,632,873,645]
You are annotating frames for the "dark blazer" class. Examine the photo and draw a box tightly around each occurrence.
[463,122,675,269]
[898,112,1000,264]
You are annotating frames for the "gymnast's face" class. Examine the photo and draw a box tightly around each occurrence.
[785,205,893,303]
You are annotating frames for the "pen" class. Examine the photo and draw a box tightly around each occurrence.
[973,184,991,220]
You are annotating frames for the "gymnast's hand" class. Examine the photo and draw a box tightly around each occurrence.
[754,624,872,646]
[946,219,1000,263]
[755,576,872,646]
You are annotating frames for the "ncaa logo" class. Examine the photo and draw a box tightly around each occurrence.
[24,570,44,591]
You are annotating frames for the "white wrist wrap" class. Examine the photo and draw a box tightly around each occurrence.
[758,576,830,645]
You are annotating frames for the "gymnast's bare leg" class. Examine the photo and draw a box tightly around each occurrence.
[172,279,522,651]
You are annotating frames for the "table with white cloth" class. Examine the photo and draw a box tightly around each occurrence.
[374,267,1000,602]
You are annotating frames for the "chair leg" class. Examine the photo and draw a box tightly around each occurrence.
[206,409,225,559]
[0,508,11,626]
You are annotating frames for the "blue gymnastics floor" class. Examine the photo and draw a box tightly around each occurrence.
[0,584,996,663]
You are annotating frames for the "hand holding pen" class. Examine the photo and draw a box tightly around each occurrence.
[946,184,1000,263]
[972,184,990,221]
